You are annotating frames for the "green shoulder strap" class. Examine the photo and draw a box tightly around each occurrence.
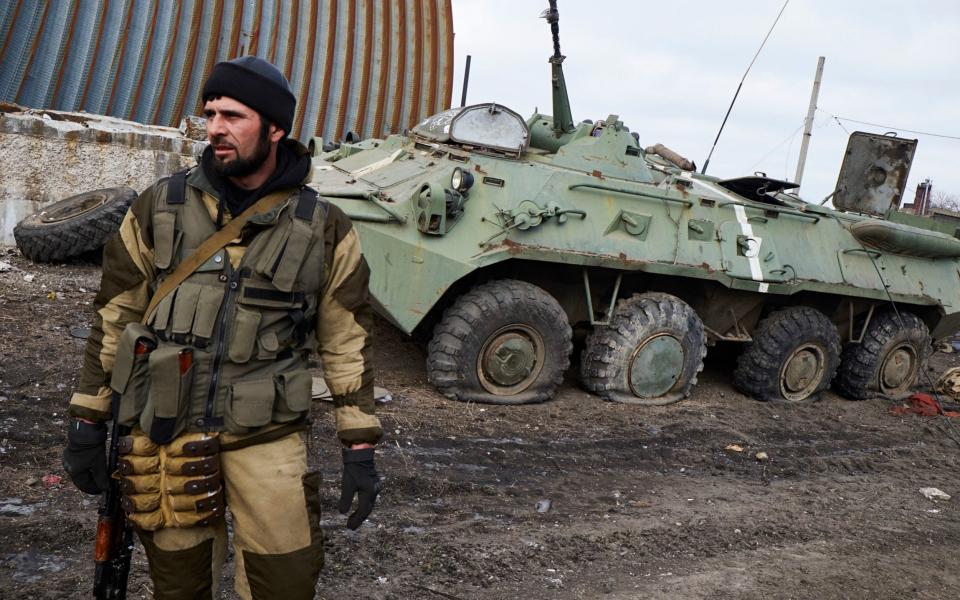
[141,185,292,324]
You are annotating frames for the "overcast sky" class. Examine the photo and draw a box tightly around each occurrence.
[450,0,960,207]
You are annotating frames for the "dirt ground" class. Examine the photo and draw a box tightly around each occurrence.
[1,247,959,600]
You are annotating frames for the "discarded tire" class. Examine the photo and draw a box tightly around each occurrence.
[13,187,136,262]
[427,279,572,404]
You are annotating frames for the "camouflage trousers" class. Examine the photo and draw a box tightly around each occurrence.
[136,432,323,599]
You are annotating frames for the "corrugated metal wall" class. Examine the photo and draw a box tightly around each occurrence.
[0,0,454,141]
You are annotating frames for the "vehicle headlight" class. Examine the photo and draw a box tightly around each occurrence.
[451,167,474,193]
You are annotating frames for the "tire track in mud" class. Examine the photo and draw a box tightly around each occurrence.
[334,396,960,599]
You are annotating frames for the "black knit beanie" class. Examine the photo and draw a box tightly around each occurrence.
[202,56,296,137]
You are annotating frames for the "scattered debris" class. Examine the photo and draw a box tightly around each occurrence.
[755,452,769,461]
[374,386,393,404]
[41,474,61,488]
[0,261,14,272]
[69,327,91,339]
[536,499,552,513]
[890,393,960,418]
[24,477,38,487]
[46,291,57,300]
[1,551,68,583]
[22,273,34,283]
[937,340,954,354]
[0,498,36,517]
[935,368,960,401]
[725,444,745,453]
[920,487,951,501]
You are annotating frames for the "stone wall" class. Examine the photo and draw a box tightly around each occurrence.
[0,105,205,245]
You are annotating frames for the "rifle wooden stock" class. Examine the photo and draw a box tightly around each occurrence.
[92,393,133,600]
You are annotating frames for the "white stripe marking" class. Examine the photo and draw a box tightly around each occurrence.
[732,205,764,282]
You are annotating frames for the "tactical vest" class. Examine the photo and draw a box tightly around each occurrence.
[110,170,328,443]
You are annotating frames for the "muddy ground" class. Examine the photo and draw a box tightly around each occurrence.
[0,247,959,600]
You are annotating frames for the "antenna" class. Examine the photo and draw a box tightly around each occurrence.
[541,1,574,135]
[701,0,790,174]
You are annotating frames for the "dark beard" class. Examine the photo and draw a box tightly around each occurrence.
[210,124,271,177]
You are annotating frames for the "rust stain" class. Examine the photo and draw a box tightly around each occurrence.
[227,0,243,57]
[50,2,81,106]
[390,0,407,134]
[591,169,603,179]
[267,0,281,63]
[425,0,438,115]
[248,0,263,55]
[333,0,357,141]
[371,0,391,137]
[441,0,453,110]
[472,164,487,175]
[0,0,24,69]
[354,0,375,137]
[408,0,424,129]
[294,0,321,138]
[192,0,225,117]
[126,0,162,119]
[14,1,52,100]
[282,0,300,81]
[150,0,185,124]
[503,239,523,254]
[168,0,205,125]
[105,0,135,115]
[311,0,337,139]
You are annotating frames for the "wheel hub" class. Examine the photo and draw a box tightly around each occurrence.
[629,334,685,398]
[879,344,918,394]
[780,343,826,401]
[39,193,107,223]
[477,325,544,395]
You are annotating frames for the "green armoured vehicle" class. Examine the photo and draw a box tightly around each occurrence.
[310,2,960,406]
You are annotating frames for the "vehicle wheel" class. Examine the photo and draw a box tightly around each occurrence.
[13,187,136,262]
[427,280,572,404]
[733,306,840,402]
[834,309,931,400]
[580,292,706,406]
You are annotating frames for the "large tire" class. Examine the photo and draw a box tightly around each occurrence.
[580,292,706,406]
[13,187,136,262]
[734,306,840,402]
[834,309,931,400]
[427,280,572,404]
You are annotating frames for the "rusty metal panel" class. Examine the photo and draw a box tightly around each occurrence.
[0,0,453,141]
[833,132,918,216]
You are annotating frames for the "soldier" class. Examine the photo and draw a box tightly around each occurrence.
[62,56,382,599]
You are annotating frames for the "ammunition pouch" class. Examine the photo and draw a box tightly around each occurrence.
[117,429,224,531]
[112,323,205,444]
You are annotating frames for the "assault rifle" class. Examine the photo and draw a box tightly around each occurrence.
[92,392,134,599]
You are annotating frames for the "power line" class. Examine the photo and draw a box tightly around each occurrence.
[832,115,850,135]
[748,122,804,171]
[831,115,960,141]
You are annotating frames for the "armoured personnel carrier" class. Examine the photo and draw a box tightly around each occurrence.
[310,1,960,406]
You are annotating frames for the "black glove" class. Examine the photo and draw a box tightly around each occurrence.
[338,447,381,530]
[62,420,109,495]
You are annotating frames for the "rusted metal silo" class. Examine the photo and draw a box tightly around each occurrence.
[0,0,454,141]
